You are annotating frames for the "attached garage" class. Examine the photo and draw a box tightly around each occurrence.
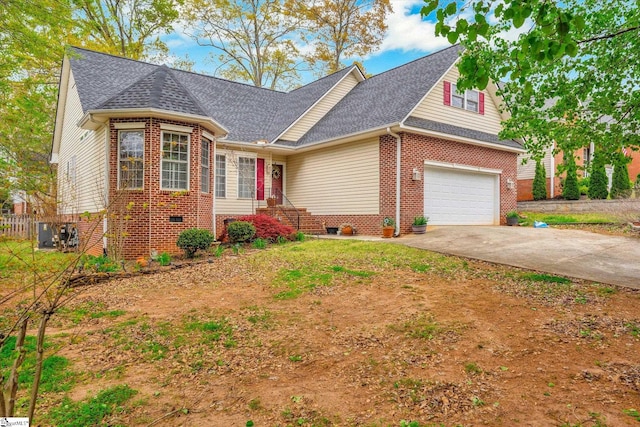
[424,162,500,225]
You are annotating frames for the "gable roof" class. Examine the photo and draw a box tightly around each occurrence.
[295,44,464,146]
[64,45,521,152]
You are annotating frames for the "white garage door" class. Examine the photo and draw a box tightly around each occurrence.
[424,166,499,225]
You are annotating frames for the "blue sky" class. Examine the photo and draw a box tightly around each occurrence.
[164,0,453,84]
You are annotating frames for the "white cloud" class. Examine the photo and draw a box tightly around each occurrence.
[378,0,450,53]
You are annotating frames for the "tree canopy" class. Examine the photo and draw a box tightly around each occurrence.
[421,0,640,161]
[301,0,392,75]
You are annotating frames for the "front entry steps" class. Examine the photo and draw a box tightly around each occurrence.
[255,206,326,235]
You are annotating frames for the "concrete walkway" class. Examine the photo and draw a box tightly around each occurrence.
[397,226,640,290]
[319,226,640,289]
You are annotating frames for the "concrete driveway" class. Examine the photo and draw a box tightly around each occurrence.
[396,226,640,289]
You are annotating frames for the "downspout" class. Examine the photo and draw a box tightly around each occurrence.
[386,127,401,236]
[212,137,217,239]
[549,148,555,198]
[103,121,110,256]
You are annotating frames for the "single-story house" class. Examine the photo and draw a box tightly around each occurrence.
[51,45,523,258]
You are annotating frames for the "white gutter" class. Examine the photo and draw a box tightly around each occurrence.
[386,127,402,236]
[399,123,526,154]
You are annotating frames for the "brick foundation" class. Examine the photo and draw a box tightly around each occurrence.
[517,178,553,201]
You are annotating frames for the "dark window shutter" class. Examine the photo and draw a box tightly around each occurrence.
[443,81,451,106]
[479,92,485,115]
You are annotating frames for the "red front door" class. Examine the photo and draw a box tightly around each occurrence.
[256,158,265,200]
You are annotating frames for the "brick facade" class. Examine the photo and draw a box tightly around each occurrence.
[517,178,553,201]
[102,118,214,259]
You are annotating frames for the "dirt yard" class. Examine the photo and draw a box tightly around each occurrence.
[43,239,640,426]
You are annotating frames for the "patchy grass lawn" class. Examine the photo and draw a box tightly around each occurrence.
[0,239,76,284]
[518,211,620,226]
[3,239,640,426]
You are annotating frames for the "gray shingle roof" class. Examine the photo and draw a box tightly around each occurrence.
[403,116,523,150]
[98,65,207,116]
[67,45,516,151]
[294,45,464,145]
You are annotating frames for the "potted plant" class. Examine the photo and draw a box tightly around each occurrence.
[382,217,395,238]
[339,223,356,235]
[506,210,520,226]
[266,197,276,207]
[412,215,428,234]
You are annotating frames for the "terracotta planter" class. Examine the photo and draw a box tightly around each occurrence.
[411,225,427,234]
[341,226,353,235]
[382,226,394,238]
[266,198,276,207]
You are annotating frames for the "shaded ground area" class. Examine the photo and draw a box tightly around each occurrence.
[32,240,640,425]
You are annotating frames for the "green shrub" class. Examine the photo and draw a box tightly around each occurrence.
[562,155,580,200]
[176,228,215,258]
[635,173,640,189]
[532,160,548,200]
[156,252,171,266]
[252,238,267,249]
[80,255,120,272]
[588,153,608,199]
[227,221,256,243]
[610,154,632,199]
[294,231,305,241]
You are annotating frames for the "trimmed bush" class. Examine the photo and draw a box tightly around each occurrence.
[588,154,608,199]
[177,228,215,258]
[237,214,295,242]
[610,154,632,199]
[227,221,256,243]
[562,155,580,200]
[532,160,547,200]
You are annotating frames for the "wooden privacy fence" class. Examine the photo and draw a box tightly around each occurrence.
[1,215,36,239]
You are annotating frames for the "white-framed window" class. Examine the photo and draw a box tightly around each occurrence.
[215,154,226,198]
[161,131,189,190]
[118,130,144,189]
[201,138,210,193]
[237,156,255,199]
[451,83,480,113]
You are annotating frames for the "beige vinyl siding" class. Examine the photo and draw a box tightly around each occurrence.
[58,71,107,215]
[412,67,503,135]
[286,138,379,215]
[281,73,360,142]
[517,145,553,180]
[215,148,267,215]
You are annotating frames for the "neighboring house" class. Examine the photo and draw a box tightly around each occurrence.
[51,45,523,258]
[518,143,639,201]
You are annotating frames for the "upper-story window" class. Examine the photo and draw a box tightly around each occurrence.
[161,131,189,190]
[118,130,144,189]
[201,138,210,193]
[215,154,226,198]
[444,81,484,114]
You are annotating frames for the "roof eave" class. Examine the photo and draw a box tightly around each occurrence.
[50,56,72,164]
[78,108,229,137]
[287,123,401,152]
[398,123,525,153]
